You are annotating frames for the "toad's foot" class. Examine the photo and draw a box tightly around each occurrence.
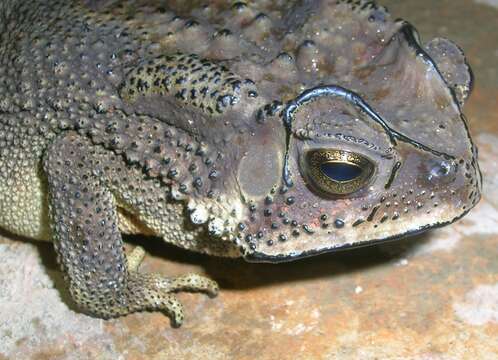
[126,247,219,326]
[122,271,218,327]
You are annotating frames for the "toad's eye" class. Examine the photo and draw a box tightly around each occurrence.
[305,149,375,195]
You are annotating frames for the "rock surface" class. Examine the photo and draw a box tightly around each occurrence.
[1,0,498,358]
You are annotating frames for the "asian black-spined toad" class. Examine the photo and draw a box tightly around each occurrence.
[0,0,480,326]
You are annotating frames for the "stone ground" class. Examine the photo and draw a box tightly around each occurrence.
[1,0,498,359]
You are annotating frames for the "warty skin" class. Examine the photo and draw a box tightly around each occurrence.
[0,0,480,326]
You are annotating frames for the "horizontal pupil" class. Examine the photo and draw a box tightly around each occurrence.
[320,162,362,182]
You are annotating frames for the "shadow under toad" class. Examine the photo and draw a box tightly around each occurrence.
[1,226,436,298]
[123,231,432,290]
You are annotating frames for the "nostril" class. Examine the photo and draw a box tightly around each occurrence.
[428,160,453,181]
[434,162,450,176]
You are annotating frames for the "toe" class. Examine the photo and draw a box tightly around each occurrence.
[164,274,219,297]
[163,294,184,327]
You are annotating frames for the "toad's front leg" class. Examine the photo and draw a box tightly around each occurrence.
[43,132,218,327]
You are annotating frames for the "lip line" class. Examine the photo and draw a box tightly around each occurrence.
[243,203,476,264]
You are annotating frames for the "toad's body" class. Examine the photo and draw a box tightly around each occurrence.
[0,0,480,325]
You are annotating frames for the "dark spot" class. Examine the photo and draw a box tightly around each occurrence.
[216,29,232,37]
[179,184,188,193]
[367,205,380,222]
[209,170,218,179]
[334,219,345,228]
[193,178,203,188]
[232,2,247,11]
[185,20,199,28]
[167,169,178,179]
[255,13,268,21]
[301,39,316,47]
[302,224,314,234]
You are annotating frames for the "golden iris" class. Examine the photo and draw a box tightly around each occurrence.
[305,149,375,195]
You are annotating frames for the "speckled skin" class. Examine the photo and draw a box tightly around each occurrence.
[0,0,481,325]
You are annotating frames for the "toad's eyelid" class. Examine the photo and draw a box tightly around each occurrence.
[281,84,454,189]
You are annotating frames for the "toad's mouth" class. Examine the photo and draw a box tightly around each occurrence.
[243,204,474,263]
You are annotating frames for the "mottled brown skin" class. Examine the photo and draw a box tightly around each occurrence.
[0,0,481,326]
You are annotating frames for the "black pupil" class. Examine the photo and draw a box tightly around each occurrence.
[320,162,363,182]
